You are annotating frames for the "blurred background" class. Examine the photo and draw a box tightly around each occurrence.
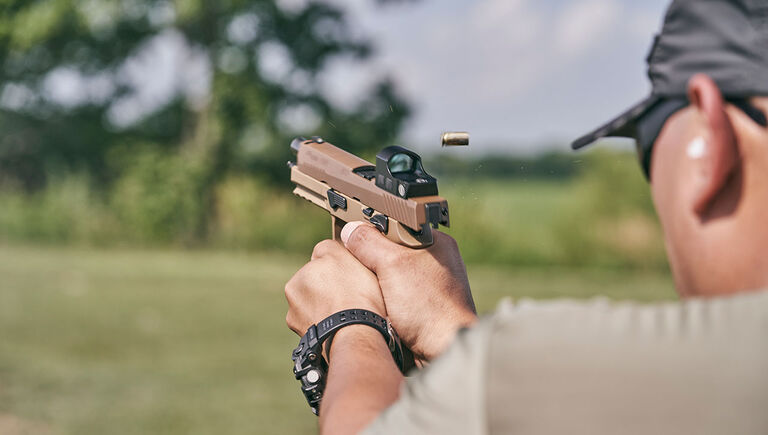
[0,0,677,433]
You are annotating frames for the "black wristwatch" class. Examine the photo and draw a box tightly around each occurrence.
[291,309,405,415]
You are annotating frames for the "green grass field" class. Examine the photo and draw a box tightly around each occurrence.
[0,244,676,434]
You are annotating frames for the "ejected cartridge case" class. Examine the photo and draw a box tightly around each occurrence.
[440,131,470,146]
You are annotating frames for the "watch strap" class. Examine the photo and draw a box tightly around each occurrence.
[292,309,405,415]
[316,309,390,344]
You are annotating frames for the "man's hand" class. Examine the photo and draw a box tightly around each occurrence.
[341,222,477,363]
[285,239,402,433]
[285,239,387,336]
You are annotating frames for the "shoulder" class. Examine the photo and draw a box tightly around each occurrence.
[483,290,768,434]
[487,288,768,339]
[365,290,768,434]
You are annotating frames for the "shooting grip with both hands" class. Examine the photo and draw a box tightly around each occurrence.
[287,135,460,414]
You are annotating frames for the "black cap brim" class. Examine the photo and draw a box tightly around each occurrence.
[570,95,660,150]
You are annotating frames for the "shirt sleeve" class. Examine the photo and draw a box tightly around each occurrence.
[361,318,496,435]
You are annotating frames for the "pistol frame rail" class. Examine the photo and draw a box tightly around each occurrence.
[288,137,449,248]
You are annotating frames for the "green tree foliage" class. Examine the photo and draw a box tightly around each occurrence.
[0,0,410,213]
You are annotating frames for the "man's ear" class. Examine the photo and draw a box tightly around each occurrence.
[687,73,739,215]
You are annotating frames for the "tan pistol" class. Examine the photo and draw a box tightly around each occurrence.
[288,136,449,248]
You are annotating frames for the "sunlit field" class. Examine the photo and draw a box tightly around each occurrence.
[0,244,675,434]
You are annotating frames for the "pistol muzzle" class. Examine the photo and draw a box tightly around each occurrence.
[290,137,304,156]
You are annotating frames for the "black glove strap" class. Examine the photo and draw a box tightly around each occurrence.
[291,309,404,415]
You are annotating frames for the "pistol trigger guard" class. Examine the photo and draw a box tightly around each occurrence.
[403,223,433,247]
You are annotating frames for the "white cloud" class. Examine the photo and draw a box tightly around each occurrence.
[470,0,541,46]
[627,8,664,40]
[361,0,548,108]
[321,0,625,116]
[554,0,622,56]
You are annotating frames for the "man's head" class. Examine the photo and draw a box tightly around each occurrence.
[572,0,768,297]
[651,75,768,296]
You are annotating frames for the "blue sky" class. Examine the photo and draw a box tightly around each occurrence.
[318,0,672,154]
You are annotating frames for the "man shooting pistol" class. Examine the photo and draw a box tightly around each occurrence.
[283,1,768,433]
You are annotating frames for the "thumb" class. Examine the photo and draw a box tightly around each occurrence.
[341,221,406,273]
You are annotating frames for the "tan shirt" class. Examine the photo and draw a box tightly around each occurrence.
[364,290,768,435]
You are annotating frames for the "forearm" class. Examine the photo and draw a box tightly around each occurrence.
[319,325,404,435]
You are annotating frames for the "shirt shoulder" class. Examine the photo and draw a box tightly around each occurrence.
[485,290,768,434]
[365,290,768,434]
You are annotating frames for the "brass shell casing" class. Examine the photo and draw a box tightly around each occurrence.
[440,131,470,146]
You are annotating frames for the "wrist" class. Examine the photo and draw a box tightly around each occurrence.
[419,311,478,361]
[292,308,401,415]
[328,324,390,360]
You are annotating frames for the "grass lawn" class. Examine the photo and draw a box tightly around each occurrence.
[0,244,675,434]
